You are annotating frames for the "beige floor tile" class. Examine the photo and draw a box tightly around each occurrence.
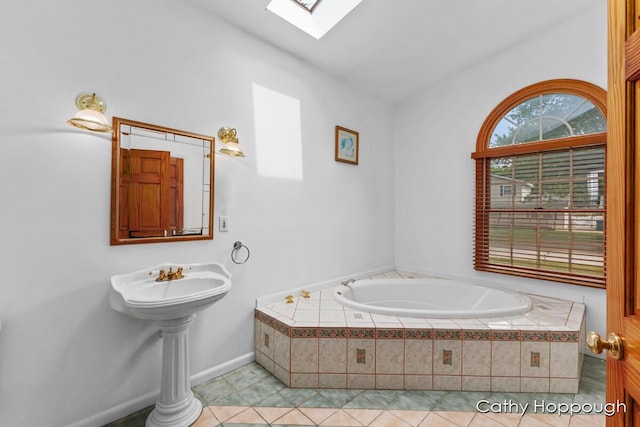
[343,409,384,426]
[568,415,606,427]
[207,406,247,423]
[319,409,364,426]
[468,413,521,427]
[369,411,412,427]
[224,408,267,424]
[191,407,220,427]
[299,407,339,425]
[253,407,294,424]
[432,411,476,427]
[388,410,430,426]
[480,412,524,427]
[274,408,316,426]
[518,415,561,427]
[525,413,571,427]
[417,412,459,427]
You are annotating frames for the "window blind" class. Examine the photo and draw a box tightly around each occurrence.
[474,145,606,287]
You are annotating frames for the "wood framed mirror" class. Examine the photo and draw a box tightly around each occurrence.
[110,117,214,245]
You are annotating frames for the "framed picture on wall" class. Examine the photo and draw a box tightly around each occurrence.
[335,125,359,165]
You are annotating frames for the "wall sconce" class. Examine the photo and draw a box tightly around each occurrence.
[67,93,112,132]
[218,127,245,157]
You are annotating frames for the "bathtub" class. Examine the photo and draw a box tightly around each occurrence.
[333,278,532,319]
[255,272,586,393]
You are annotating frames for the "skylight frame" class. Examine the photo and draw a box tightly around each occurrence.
[291,0,322,14]
[267,0,362,40]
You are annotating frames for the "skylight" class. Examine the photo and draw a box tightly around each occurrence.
[266,0,362,40]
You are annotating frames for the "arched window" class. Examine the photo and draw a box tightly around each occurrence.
[472,79,607,288]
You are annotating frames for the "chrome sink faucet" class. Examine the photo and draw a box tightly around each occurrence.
[341,279,356,287]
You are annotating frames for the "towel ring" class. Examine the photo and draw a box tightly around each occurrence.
[231,241,250,264]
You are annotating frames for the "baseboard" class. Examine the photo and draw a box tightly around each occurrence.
[191,352,255,386]
[68,352,255,427]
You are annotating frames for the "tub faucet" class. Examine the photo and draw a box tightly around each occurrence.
[341,279,356,287]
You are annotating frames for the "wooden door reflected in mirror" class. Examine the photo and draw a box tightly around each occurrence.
[111,117,214,245]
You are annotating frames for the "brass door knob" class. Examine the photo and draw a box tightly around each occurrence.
[587,331,623,360]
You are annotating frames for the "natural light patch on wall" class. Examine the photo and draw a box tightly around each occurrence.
[253,83,303,180]
[266,0,362,39]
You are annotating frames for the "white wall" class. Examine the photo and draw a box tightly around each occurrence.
[0,0,394,425]
[394,5,607,338]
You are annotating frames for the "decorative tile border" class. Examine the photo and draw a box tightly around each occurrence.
[347,328,376,339]
[463,330,491,340]
[255,309,582,343]
[376,329,405,339]
[550,332,580,342]
[522,331,549,341]
[406,329,433,339]
[433,329,463,340]
[255,311,290,336]
[492,331,521,341]
[291,328,318,338]
[319,328,347,338]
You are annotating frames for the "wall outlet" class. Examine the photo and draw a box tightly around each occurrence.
[219,216,229,232]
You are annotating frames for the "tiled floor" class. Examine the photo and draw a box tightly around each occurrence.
[106,356,606,426]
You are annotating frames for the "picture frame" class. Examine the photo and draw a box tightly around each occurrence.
[335,125,359,165]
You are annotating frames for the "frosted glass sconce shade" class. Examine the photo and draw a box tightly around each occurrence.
[218,127,245,157]
[68,93,112,132]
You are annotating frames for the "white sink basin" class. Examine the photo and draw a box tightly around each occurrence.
[110,262,232,320]
[109,262,232,427]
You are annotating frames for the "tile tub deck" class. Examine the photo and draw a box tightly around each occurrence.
[254,274,586,394]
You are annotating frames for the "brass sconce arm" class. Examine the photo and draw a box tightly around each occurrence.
[218,127,245,157]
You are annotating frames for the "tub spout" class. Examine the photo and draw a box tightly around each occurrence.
[341,279,356,287]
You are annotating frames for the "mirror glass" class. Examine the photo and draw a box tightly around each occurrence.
[111,117,214,245]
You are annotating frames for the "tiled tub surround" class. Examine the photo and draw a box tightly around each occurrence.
[254,282,586,394]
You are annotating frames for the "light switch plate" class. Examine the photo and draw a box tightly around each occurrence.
[219,216,229,232]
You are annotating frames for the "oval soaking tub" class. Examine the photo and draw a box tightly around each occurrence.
[333,278,532,318]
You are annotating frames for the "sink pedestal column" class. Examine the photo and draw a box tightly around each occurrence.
[146,315,202,427]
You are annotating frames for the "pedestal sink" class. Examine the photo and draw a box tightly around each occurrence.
[110,262,232,427]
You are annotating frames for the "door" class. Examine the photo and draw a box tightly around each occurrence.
[118,149,184,239]
[604,0,640,425]
[126,149,170,238]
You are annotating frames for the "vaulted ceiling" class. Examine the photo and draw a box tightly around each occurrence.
[195,0,603,105]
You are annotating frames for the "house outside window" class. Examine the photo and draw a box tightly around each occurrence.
[500,184,513,197]
[472,80,607,288]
